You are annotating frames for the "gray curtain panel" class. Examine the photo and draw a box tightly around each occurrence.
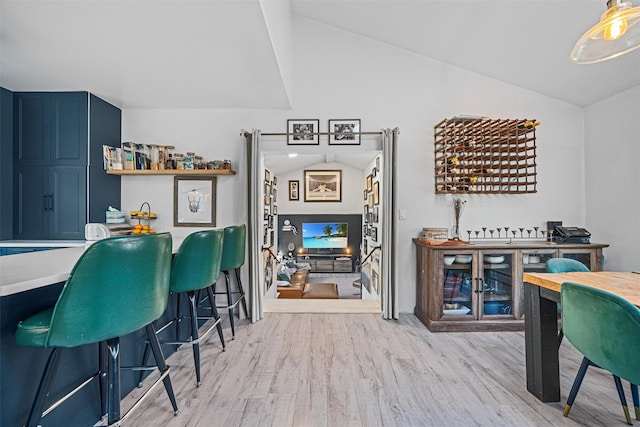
[381,128,399,320]
[246,129,264,322]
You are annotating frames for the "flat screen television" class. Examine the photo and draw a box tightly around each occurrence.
[302,222,348,249]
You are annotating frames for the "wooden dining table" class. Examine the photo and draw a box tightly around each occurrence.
[522,271,640,402]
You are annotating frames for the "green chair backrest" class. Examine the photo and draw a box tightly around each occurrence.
[561,281,640,385]
[546,258,590,273]
[47,233,172,348]
[220,224,246,271]
[170,229,224,294]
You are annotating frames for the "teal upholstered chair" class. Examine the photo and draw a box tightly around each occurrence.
[140,229,225,387]
[15,233,178,427]
[546,257,590,345]
[213,224,248,338]
[561,282,640,424]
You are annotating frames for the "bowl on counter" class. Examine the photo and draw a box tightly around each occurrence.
[454,254,472,264]
[443,255,456,265]
[528,255,541,264]
[483,255,505,264]
[443,303,471,315]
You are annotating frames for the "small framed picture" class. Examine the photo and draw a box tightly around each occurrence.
[288,119,320,145]
[174,176,216,227]
[289,180,299,201]
[373,181,379,205]
[364,239,368,254]
[375,156,380,172]
[273,176,278,186]
[371,226,378,242]
[366,174,372,192]
[364,189,368,200]
[264,207,269,220]
[273,205,278,215]
[328,119,361,145]
[304,170,342,202]
[367,193,374,209]
[372,167,377,178]
[265,169,271,183]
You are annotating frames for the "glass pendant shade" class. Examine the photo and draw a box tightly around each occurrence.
[570,0,640,64]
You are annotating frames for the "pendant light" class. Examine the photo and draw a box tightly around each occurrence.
[570,0,640,64]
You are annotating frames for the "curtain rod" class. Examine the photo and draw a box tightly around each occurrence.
[259,131,383,137]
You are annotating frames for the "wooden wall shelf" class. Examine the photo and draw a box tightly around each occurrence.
[106,169,235,176]
[434,117,537,194]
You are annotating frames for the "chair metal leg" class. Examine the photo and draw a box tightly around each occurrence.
[631,383,640,420]
[187,291,202,387]
[145,324,179,415]
[613,375,632,425]
[235,267,249,320]
[106,337,121,425]
[224,271,236,338]
[564,357,591,417]
[98,341,108,417]
[25,348,62,427]
[207,285,226,350]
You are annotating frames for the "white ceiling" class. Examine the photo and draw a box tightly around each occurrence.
[2,0,638,109]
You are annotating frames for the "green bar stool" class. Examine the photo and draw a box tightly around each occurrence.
[139,229,225,387]
[15,233,178,427]
[213,224,248,338]
[561,282,640,425]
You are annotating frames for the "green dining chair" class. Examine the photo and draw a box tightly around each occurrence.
[15,233,178,427]
[546,257,590,345]
[139,229,225,387]
[212,224,248,338]
[561,281,640,425]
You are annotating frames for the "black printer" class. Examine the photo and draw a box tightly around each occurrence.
[553,226,591,244]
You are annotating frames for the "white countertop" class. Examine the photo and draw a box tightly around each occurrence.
[0,246,87,296]
[0,235,186,297]
[0,240,87,247]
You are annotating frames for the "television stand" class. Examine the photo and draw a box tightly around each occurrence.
[296,253,353,273]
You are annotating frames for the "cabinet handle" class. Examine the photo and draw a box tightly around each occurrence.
[474,277,483,293]
[49,194,54,211]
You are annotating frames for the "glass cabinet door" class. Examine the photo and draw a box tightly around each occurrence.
[522,249,558,272]
[558,249,596,270]
[480,252,515,318]
[441,253,474,318]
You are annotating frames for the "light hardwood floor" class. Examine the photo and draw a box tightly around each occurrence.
[120,314,631,426]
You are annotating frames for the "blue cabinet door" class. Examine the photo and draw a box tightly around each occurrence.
[12,166,86,240]
[50,92,88,166]
[48,166,86,240]
[14,92,87,167]
[13,166,48,239]
[13,92,50,166]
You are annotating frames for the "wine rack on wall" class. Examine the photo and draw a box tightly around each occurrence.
[434,117,538,194]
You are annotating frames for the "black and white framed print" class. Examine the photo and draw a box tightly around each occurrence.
[328,119,361,145]
[287,119,320,145]
[304,170,342,202]
[289,180,300,201]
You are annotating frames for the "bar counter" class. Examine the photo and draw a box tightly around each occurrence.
[0,238,187,426]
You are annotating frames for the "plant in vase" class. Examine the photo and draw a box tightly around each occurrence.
[452,198,466,240]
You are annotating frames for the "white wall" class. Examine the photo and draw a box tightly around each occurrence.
[122,16,588,312]
[585,86,640,271]
[274,161,363,214]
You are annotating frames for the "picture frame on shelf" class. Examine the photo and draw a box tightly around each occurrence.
[287,119,320,145]
[173,176,216,227]
[373,181,379,205]
[289,180,299,201]
[304,169,342,202]
[328,119,361,145]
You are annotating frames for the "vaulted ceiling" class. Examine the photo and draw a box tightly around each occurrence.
[2,0,639,111]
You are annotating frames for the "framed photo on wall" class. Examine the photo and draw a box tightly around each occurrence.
[304,170,342,202]
[289,180,300,201]
[174,176,216,227]
[328,119,361,145]
[373,181,379,205]
[366,174,372,192]
[287,119,320,145]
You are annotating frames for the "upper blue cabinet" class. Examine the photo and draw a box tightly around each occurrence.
[13,92,88,167]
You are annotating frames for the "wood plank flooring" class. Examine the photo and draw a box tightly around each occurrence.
[119,314,631,426]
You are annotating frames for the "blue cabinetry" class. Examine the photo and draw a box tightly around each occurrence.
[12,92,120,240]
[0,88,13,240]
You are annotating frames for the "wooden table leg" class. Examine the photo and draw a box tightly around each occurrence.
[524,282,561,402]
